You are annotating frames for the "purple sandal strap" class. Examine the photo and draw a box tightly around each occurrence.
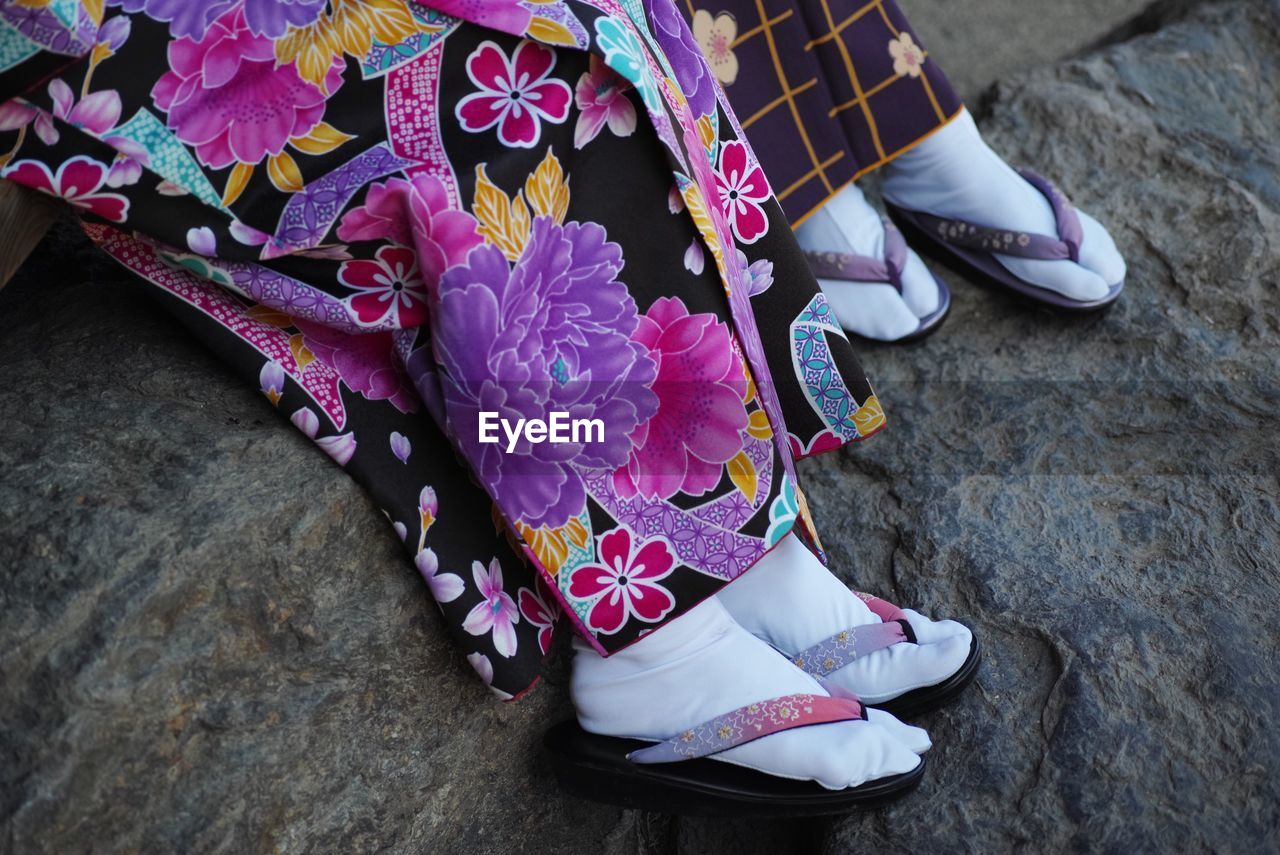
[909,168,1082,263]
[802,218,909,293]
[790,620,912,678]
[627,693,866,765]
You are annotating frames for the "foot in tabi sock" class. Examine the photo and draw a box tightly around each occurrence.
[716,532,978,715]
[794,183,950,343]
[880,108,1127,310]
[569,597,929,790]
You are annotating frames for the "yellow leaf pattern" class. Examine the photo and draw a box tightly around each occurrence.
[746,409,773,440]
[853,394,886,435]
[526,16,577,46]
[221,162,253,207]
[472,165,531,261]
[289,121,356,155]
[524,149,571,224]
[275,0,429,90]
[289,334,316,373]
[727,451,758,501]
[246,305,295,328]
[517,517,590,577]
[267,150,304,192]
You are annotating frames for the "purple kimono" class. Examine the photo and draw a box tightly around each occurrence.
[0,0,886,698]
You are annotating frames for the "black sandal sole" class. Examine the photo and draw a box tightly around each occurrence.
[867,635,982,719]
[544,721,927,817]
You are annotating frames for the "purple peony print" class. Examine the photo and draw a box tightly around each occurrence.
[434,218,658,530]
[644,0,716,118]
[108,0,325,39]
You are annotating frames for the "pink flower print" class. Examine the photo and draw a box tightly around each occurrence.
[48,78,121,136]
[316,432,356,465]
[568,529,677,635]
[0,100,57,145]
[1,156,130,222]
[259,359,285,404]
[390,431,411,463]
[187,226,217,255]
[613,297,749,501]
[102,137,149,188]
[290,406,319,437]
[415,547,464,605]
[456,39,572,149]
[712,139,771,244]
[889,32,926,79]
[150,5,343,169]
[518,579,561,655]
[573,54,636,149]
[337,245,428,328]
[462,558,520,657]
[466,651,513,700]
[419,485,438,531]
[336,174,482,288]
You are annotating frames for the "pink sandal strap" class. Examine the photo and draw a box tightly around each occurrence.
[627,693,866,765]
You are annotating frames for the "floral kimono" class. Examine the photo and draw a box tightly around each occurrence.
[0,0,884,698]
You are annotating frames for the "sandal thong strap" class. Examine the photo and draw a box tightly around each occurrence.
[802,217,909,293]
[791,620,913,678]
[909,168,1083,263]
[627,693,866,765]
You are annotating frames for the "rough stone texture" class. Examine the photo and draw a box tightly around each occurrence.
[904,0,1153,101]
[3,1,1279,852]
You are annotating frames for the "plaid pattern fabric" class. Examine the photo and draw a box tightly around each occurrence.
[681,0,962,224]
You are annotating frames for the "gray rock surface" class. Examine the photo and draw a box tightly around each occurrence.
[2,1,1279,852]
[905,0,1153,101]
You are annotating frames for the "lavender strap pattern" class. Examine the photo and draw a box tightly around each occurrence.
[627,694,865,764]
[912,168,1083,263]
[803,218,909,293]
[262,142,413,259]
[790,620,909,678]
[221,263,365,333]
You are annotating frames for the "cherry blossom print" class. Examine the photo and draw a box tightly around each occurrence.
[1,156,130,222]
[712,139,771,244]
[259,360,285,404]
[456,39,572,148]
[568,528,677,635]
[415,547,465,605]
[573,54,636,149]
[47,78,122,137]
[462,558,520,657]
[337,244,428,328]
[517,579,561,655]
[390,431,412,463]
[889,32,926,78]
